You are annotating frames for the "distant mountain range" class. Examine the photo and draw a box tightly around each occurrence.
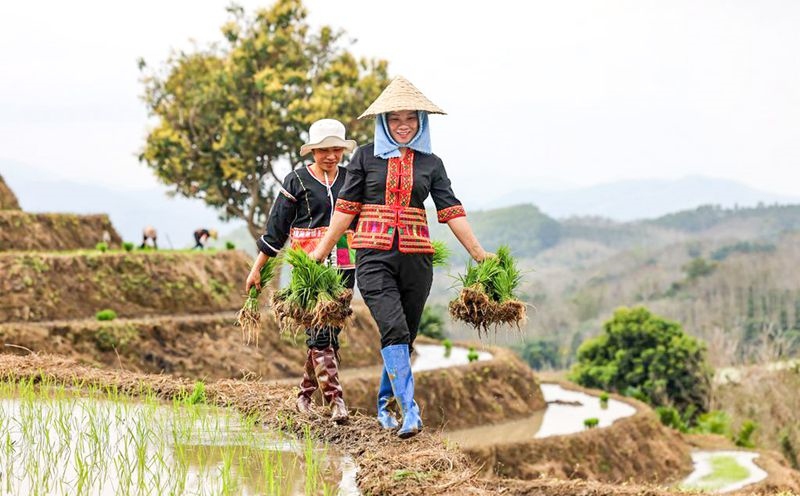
[4,158,797,247]
[479,176,800,220]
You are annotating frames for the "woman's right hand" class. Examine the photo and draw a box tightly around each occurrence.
[308,246,327,263]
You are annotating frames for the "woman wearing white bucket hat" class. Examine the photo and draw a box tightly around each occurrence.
[245,118,357,424]
[310,77,492,438]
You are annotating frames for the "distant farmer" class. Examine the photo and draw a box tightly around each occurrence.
[244,118,358,423]
[140,226,158,249]
[193,228,217,249]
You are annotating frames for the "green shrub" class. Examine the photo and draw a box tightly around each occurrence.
[515,339,560,370]
[656,406,688,433]
[95,242,109,252]
[419,305,446,340]
[122,242,134,252]
[93,325,137,352]
[569,306,711,422]
[599,391,610,407]
[225,241,236,250]
[467,346,479,363]
[693,410,731,436]
[683,257,716,280]
[780,432,798,469]
[95,309,117,321]
[584,417,599,429]
[734,420,757,448]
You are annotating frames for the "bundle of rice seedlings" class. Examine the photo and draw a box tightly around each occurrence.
[448,245,526,335]
[432,239,451,268]
[271,247,353,335]
[235,256,282,346]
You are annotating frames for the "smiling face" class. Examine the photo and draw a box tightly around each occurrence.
[311,147,345,173]
[386,110,419,144]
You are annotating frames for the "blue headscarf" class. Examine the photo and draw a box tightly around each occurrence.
[373,111,432,159]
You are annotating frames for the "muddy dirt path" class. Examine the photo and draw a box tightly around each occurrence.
[0,353,697,496]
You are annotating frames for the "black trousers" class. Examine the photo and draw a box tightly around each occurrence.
[306,269,355,350]
[356,245,433,350]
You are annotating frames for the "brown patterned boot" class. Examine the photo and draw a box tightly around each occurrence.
[313,346,348,424]
[296,348,318,414]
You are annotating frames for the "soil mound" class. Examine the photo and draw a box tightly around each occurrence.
[463,382,693,484]
[0,175,20,210]
[0,302,383,380]
[0,211,120,251]
[0,250,249,322]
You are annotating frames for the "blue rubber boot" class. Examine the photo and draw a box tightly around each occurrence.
[381,344,423,439]
[376,366,399,429]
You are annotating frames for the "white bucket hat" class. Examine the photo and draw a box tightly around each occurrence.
[299,119,357,156]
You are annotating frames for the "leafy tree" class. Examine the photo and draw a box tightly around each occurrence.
[139,0,389,239]
[515,339,560,370]
[569,306,711,419]
[683,257,716,280]
[419,305,446,340]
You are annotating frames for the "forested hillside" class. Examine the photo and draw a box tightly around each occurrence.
[429,202,800,369]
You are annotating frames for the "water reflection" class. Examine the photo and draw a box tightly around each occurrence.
[412,344,492,372]
[680,450,767,494]
[0,393,358,496]
[446,383,636,448]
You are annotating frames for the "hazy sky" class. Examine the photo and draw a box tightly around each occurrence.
[1,0,799,201]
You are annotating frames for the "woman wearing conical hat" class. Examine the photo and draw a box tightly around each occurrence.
[310,76,492,439]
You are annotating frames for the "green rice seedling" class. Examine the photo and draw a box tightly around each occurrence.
[0,378,342,495]
[449,244,527,334]
[272,248,353,335]
[431,239,451,268]
[95,309,117,321]
[236,255,282,346]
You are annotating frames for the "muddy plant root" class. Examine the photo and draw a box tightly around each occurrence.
[272,289,353,336]
[449,285,526,336]
[234,306,261,347]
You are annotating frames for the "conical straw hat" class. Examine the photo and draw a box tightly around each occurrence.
[358,76,446,119]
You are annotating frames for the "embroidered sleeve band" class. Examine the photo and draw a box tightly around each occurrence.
[279,187,297,202]
[335,198,363,215]
[437,205,466,223]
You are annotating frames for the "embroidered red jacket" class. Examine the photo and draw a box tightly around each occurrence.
[334,144,466,254]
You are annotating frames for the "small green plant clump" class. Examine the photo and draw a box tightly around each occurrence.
[235,256,281,346]
[93,325,137,351]
[181,381,207,406]
[225,241,236,250]
[271,248,353,335]
[584,417,599,429]
[122,242,135,252]
[95,309,117,321]
[95,242,109,252]
[442,338,453,358]
[431,239,451,268]
[449,245,526,335]
[467,346,479,363]
[780,431,798,469]
[734,419,757,448]
[599,391,610,407]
